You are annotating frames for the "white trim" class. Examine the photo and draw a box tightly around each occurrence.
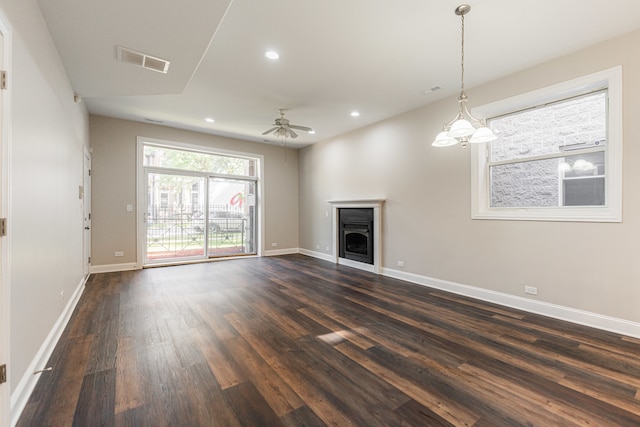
[136,137,264,269]
[83,147,91,276]
[264,247,299,257]
[298,248,334,263]
[89,262,138,274]
[136,139,144,269]
[327,201,386,208]
[95,251,640,339]
[471,66,623,222]
[141,256,258,269]
[382,267,640,340]
[328,199,384,274]
[140,136,262,162]
[338,257,375,273]
[0,9,12,427]
[10,276,86,426]
[297,250,640,337]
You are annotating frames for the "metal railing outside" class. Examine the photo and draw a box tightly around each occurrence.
[146,204,250,260]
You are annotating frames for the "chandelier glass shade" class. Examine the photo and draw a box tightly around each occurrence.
[432,4,497,149]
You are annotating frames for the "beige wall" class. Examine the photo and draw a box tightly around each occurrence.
[3,0,90,397]
[89,115,299,266]
[299,29,640,324]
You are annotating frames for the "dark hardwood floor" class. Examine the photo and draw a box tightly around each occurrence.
[17,254,640,426]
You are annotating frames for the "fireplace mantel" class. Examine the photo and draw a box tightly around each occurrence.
[327,199,385,206]
[328,199,384,274]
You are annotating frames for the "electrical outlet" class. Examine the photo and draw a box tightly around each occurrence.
[316,244,320,249]
[126,204,133,212]
[524,285,538,295]
[271,242,278,247]
[59,291,65,302]
[397,261,405,268]
[325,246,330,251]
[114,251,124,257]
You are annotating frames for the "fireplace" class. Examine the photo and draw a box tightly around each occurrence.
[329,199,384,274]
[339,208,374,265]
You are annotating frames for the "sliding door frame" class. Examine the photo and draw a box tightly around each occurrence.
[135,137,264,269]
[143,168,208,264]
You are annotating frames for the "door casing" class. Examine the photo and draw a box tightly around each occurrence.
[135,137,264,269]
[0,8,12,426]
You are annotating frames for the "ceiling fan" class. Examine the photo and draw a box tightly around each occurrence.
[262,109,312,139]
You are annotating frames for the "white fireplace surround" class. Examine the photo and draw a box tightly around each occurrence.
[328,199,385,274]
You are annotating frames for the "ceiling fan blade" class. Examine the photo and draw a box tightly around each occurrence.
[289,129,298,138]
[289,125,312,132]
[262,127,277,135]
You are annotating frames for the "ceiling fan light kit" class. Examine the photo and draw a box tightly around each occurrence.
[262,109,314,166]
[262,109,313,139]
[432,4,497,149]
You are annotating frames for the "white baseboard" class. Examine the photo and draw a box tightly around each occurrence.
[89,262,138,274]
[10,254,639,427]
[263,248,300,257]
[382,267,640,340]
[298,248,334,263]
[10,274,88,426]
[337,257,375,273]
[291,251,640,339]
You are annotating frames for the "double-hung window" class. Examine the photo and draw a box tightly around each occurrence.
[471,66,622,222]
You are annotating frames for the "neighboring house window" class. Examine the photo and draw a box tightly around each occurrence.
[471,66,622,222]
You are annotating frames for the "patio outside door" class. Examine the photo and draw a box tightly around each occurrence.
[145,173,206,262]
[207,178,256,257]
[144,172,257,263]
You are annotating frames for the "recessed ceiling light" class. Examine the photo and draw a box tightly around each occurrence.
[350,111,360,117]
[205,117,215,123]
[308,130,316,134]
[265,51,279,60]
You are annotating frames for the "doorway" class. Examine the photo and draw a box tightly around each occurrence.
[83,148,91,276]
[139,140,259,265]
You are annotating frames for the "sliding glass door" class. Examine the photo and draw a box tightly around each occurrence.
[146,173,207,262]
[142,142,258,265]
[207,178,256,257]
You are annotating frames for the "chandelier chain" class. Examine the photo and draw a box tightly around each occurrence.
[460,12,465,94]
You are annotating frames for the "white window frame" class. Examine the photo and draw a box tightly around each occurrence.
[135,137,265,268]
[471,66,622,222]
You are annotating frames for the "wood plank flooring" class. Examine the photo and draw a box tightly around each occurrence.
[17,254,640,426]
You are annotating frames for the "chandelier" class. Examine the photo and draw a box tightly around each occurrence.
[432,4,496,149]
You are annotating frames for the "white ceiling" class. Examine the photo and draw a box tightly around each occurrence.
[38,0,640,148]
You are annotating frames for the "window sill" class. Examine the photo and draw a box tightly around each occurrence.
[472,206,621,223]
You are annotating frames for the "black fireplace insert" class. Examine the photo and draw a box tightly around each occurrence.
[339,208,374,265]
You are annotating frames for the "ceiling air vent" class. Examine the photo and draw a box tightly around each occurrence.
[116,46,170,74]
